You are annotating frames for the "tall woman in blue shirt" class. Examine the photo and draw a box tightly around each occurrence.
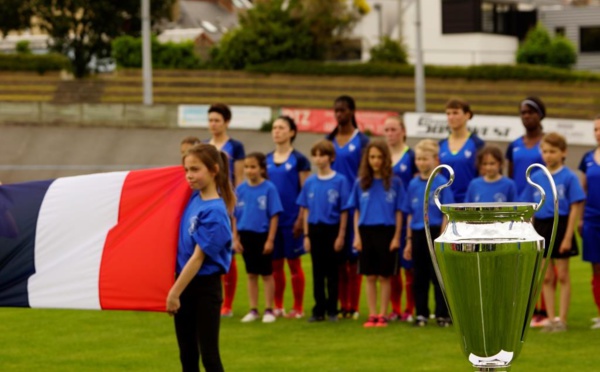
[506,97,546,195]
[384,115,417,321]
[578,114,600,329]
[439,98,485,203]
[205,103,246,318]
[267,116,311,318]
[326,95,370,319]
[167,143,235,372]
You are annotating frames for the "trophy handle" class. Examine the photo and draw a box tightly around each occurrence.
[424,164,454,299]
[525,163,559,260]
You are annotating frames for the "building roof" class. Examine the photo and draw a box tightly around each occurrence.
[177,0,243,42]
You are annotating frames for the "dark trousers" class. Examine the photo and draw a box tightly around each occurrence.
[309,223,341,317]
[412,228,449,319]
[174,274,224,372]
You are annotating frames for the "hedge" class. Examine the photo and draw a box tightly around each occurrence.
[0,53,70,74]
[112,35,203,69]
[245,60,600,82]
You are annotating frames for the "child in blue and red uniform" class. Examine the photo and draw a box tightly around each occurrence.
[578,114,600,329]
[403,139,454,327]
[235,152,283,324]
[383,115,417,322]
[167,143,235,372]
[521,132,585,332]
[204,103,246,318]
[465,145,517,203]
[346,140,404,328]
[326,95,370,319]
[439,98,485,203]
[297,140,351,322]
[267,116,311,318]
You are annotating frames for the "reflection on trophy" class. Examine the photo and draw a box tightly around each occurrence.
[424,164,558,371]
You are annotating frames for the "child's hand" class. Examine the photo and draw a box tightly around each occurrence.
[233,238,244,253]
[263,240,274,255]
[334,236,344,252]
[403,243,412,261]
[559,239,571,254]
[303,236,311,253]
[166,292,180,316]
[353,237,362,252]
[292,219,303,239]
[389,238,400,252]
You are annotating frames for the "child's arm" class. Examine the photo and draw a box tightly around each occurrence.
[232,217,243,253]
[560,202,583,254]
[166,245,205,315]
[353,211,362,251]
[292,171,311,238]
[403,214,413,260]
[264,214,278,255]
[578,171,587,234]
[303,208,310,253]
[389,210,402,251]
[334,211,348,252]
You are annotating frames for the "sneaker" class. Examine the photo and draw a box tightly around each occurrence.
[388,312,400,321]
[530,315,548,328]
[262,310,276,323]
[241,310,260,323]
[351,311,360,320]
[429,314,436,320]
[401,311,414,322]
[437,317,450,327]
[552,320,567,332]
[540,318,556,333]
[414,315,427,327]
[308,315,325,323]
[328,315,339,322]
[363,315,379,328]
[285,309,304,319]
[273,308,286,318]
[591,319,600,330]
[376,315,389,327]
[220,308,233,318]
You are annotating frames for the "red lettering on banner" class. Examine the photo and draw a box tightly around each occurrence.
[282,108,397,136]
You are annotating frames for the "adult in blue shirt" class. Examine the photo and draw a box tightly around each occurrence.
[439,98,485,203]
[506,97,546,195]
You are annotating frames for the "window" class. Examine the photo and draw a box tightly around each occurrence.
[481,2,515,35]
[580,27,600,52]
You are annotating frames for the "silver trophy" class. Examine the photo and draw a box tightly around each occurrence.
[424,164,558,371]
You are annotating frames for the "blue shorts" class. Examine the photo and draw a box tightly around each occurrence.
[583,221,600,263]
[272,225,305,260]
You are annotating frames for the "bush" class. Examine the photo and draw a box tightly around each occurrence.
[548,35,577,69]
[16,40,31,54]
[369,37,407,64]
[516,23,552,65]
[112,35,202,69]
[245,60,600,82]
[0,53,70,74]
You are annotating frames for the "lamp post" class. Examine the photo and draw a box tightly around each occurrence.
[142,0,153,106]
[414,0,425,112]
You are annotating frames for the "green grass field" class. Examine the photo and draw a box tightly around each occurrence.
[0,255,598,371]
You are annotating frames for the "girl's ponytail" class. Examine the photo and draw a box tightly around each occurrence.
[217,150,236,214]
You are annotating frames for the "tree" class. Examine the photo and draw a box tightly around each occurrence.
[548,35,577,69]
[5,0,174,77]
[369,37,408,64]
[0,0,33,37]
[516,22,552,65]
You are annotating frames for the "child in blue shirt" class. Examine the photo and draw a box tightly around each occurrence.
[167,143,235,372]
[402,139,454,327]
[521,132,585,332]
[235,153,283,324]
[297,140,351,322]
[465,145,517,203]
[346,140,404,328]
[439,98,485,203]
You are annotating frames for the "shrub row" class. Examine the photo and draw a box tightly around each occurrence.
[245,60,600,82]
[111,36,203,69]
[0,53,70,74]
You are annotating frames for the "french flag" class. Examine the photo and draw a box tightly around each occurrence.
[0,166,191,312]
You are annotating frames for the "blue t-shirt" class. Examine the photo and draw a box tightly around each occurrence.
[579,150,600,223]
[327,129,370,182]
[296,172,351,225]
[520,166,585,219]
[402,175,454,229]
[464,177,518,203]
[266,150,311,227]
[392,146,417,191]
[439,134,485,203]
[505,137,544,194]
[346,177,405,226]
[235,180,283,233]
[205,138,245,184]
[177,193,233,276]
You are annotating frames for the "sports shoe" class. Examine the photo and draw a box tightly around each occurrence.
[262,310,276,323]
[285,309,304,319]
[591,319,600,330]
[401,311,414,322]
[220,307,233,318]
[308,315,325,323]
[273,308,286,317]
[530,315,548,328]
[437,317,450,327]
[388,312,400,321]
[363,315,379,328]
[376,315,389,327]
[414,315,427,327]
[241,310,260,323]
[552,320,567,332]
[351,311,360,320]
[328,315,339,322]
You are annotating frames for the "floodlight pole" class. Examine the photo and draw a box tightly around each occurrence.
[142,0,153,105]
[414,0,425,112]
